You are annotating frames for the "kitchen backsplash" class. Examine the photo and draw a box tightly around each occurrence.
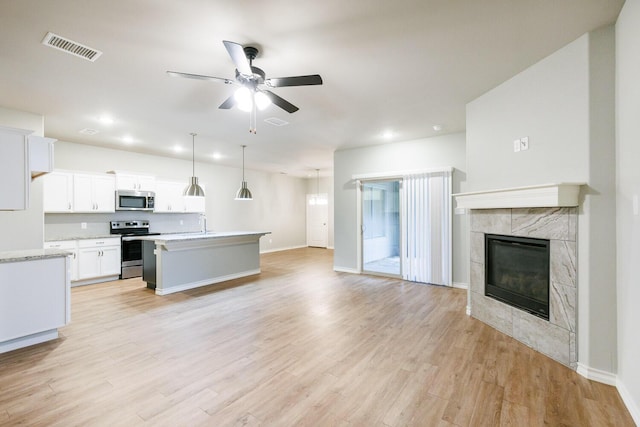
[44,212,202,240]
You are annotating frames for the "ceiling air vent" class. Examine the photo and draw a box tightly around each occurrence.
[41,32,102,62]
[264,117,289,127]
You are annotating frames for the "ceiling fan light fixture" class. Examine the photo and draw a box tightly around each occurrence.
[234,87,252,112]
[255,91,271,111]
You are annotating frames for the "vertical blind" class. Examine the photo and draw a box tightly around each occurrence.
[401,171,451,285]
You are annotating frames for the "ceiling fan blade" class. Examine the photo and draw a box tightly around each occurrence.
[263,90,299,113]
[219,95,236,109]
[265,74,323,87]
[166,71,233,84]
[222,40,253,76]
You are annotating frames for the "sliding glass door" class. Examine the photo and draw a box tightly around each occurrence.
[361,180,401,277]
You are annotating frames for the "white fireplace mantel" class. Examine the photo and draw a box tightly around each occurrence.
[453,183,585,210]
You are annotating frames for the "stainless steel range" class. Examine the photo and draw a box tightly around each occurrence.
[109,220,159,279]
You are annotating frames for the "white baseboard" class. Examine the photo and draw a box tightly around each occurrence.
[333,266,360,274]
[617,378,640,426]
[260,245,307,254]
[453,282,468,290]
[576,363,617,386]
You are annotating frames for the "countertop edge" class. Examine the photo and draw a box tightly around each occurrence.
[0,249,72,263]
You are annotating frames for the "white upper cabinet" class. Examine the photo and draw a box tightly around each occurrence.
[44,171,115,213]
[0,126,55,210]
[110,172,156,192]
[154,180,186,213]
[43,171,74,212]
[155,180,205,213]
[72,173,115,213]
[28,135,55,179]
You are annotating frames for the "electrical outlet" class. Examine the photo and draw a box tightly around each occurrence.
[81,222,87,229]
[520,137,529,151]
[513,139,521,152]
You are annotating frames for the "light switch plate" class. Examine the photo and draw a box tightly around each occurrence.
[513,139,521,152]
[81,222,87,229]
[520,137,529,151]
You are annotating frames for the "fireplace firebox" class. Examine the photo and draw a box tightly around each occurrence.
[485,234,550,320]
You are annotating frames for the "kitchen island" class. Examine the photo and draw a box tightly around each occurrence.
[139,231,270,295]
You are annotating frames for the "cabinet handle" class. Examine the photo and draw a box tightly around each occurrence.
[73,253,76,259]
[68,202,72,210]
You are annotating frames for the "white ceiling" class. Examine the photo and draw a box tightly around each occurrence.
[0,0,623,177]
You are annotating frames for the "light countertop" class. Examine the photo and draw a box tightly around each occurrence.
[136,231,270,243]
[0,249,71,264]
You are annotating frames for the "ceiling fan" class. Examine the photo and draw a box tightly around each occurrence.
[167,40,323,132]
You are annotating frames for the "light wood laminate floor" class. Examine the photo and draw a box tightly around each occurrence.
[0,248,634,426]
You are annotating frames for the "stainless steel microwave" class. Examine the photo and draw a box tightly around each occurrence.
[115,190,155,211]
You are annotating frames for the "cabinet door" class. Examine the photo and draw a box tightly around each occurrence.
[99,246,121,276]
[73,174,94,212]
[92,175,115,212]
[184,195,205,213]
[154,181,174,212]
[43,172,74,212]
[69,250,79,281]
[115,174,138,191]
[0,128,29,210]
[137,175,156,192]
[77,248,101,279]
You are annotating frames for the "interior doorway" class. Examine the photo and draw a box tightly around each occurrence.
[361,180,401,277]
[306,193,328,248]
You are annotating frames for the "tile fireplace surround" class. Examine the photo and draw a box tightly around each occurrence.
[455,184,582,369]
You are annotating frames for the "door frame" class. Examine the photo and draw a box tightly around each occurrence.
[306,192,328,248]
[357,178,403,278]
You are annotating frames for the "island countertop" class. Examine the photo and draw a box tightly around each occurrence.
[136,231,270,243]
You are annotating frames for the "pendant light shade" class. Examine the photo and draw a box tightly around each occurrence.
[184,133,205,197]
[235,145,253,200]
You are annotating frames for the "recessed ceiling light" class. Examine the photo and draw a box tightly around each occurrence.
[99,116,114,125]
[383,130,394,139]
[173,145,183,153]
[212,152,222,160]
[433,124,442,131]
[122,135,134,144]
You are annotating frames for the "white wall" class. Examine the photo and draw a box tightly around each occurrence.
[0,106,45,251]
[52,141,308,252]
[466,28,617,376]
[333,133,468,284]
[615,1,640,422]
[305,175,334,248]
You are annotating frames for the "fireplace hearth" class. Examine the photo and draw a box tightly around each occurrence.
[485,234,550,320]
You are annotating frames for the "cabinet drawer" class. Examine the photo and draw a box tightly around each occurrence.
[44,240,77,250]
[77,237,120,248]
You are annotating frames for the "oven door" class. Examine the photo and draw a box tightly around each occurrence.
[120,237,143,279]
[121,239,142,266]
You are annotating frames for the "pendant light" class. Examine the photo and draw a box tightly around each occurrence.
[235,145,253,200]
[184,132,205,197]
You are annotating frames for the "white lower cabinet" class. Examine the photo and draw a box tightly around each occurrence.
[45,238,121,285]
[44,240,78,281]
[77,238,121,281]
